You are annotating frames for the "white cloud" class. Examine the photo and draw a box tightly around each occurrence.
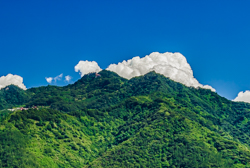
[45,73,63,84]
[54,73,63,82]
[106,52,215,92]
[0,74,27,90]
[65,75,72,82]
[45,77,53,83]
[74,60,102,77]
[233,90,250,103]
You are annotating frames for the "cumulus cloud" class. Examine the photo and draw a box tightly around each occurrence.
[65,75,72,82]
[106,52,215,92]
[233,90,250,103]
[45,77,53,83]
[74,60,102,77]
[0,74,27,90]
[45,73,63,84]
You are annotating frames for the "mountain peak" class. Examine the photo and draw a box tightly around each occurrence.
[1,68,250,167]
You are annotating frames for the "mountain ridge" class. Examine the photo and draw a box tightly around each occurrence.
[1,70,250,167]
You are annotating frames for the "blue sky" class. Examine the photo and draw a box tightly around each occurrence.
[0,0,250,100]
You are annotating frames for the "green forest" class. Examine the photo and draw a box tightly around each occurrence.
[1,70,250,167]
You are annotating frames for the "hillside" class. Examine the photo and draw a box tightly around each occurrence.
[0,84,30,110]
[1,70,250,167]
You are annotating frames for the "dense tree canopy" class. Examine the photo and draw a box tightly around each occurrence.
[1,70,250,167]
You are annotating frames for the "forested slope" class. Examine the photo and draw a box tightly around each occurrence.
[1,70,250,167]
[0,84,30,110]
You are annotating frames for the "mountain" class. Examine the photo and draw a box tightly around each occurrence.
[0,85,30,110]
[1,70,250,167]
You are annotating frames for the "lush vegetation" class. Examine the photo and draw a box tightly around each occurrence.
[0,85,30,110]
[1,70,250,167]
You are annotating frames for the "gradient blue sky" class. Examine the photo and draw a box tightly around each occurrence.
[0,0,250,100]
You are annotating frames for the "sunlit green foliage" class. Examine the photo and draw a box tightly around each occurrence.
[1,70,250,167]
